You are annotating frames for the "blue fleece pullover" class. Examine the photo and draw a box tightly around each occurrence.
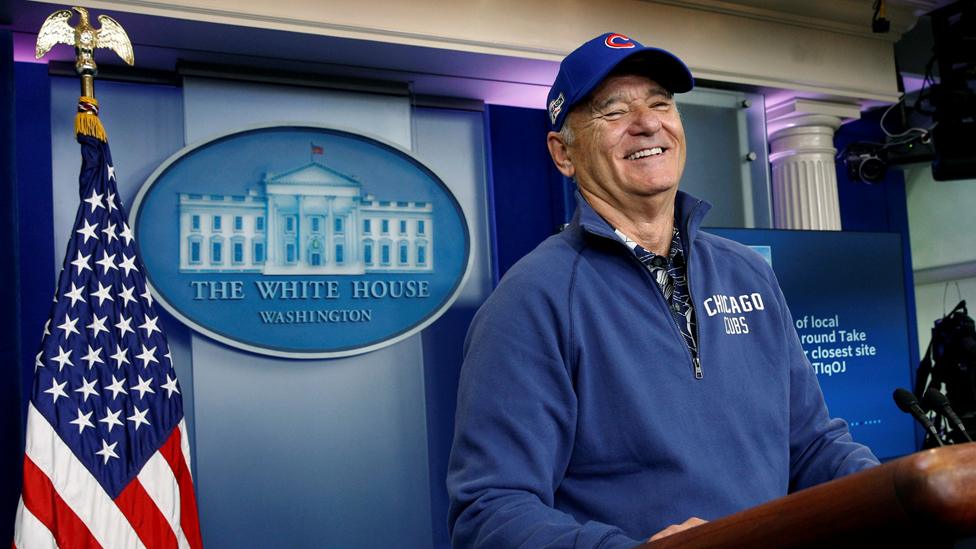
[447,191,879,548]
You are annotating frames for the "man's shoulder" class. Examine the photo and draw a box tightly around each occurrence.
[498,228,586,289]
[695,230,776,279]
[464,229,584,352]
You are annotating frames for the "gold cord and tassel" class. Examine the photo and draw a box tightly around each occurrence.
[75,96,107,141]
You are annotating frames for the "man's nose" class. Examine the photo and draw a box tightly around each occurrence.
[629,106,663,134]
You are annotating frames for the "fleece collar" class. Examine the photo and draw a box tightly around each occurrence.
[572,190,711,247]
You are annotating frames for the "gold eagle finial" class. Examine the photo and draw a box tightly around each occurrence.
[35,6,135,75]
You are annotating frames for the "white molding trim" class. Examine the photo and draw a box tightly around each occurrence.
[767,98,863,122]
[33,0,904,103]
[31,0,573,59]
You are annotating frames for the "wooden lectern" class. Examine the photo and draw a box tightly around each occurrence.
[640,443,976,548]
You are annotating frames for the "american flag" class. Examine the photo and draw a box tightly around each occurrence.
[14,104,203,548]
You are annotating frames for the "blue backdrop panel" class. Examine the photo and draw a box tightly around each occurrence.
[412,106,493,548]
[191,335,432,547]
[710,228,917,459]
[181,77,432,547]
[182,76,412,148]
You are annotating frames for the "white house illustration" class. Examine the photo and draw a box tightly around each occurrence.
[178,161,433,275]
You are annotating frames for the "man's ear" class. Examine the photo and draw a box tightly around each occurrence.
[547,131,576,178]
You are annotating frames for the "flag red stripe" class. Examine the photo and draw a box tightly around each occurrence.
[115,478,179,549]
[159,427,204,549]
[20,455,103,549]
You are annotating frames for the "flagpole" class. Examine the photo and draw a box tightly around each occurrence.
[21,8,205,548]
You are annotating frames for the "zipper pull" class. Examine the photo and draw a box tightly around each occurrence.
[693,357,703,380]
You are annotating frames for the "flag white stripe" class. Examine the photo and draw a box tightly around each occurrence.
[13,496,58,549]
[24,403,147,549]
[138,451,191,549]
[179,420,193,478]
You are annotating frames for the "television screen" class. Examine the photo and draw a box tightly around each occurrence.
[709,228,917,460]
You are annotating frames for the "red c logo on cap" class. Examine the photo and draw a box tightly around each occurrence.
[605,33,636,49]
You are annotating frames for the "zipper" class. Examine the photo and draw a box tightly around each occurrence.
[579,198,707,380]
[684,202,704,380]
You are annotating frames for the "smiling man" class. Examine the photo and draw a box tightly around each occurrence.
[447,33,878,548]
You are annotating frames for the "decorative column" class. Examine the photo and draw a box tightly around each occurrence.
[266,195,278,266]
[349,203,360,266]
[326,196,335,264]
[297,194,305,263]
[766,99,861,230]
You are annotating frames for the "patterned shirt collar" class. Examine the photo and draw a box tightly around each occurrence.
[613,226,685,268]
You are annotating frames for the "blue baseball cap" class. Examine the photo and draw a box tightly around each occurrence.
[546,32,694,131]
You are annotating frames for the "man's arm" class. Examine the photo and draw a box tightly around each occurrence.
[771,279,880,491]
[446,275,641,549]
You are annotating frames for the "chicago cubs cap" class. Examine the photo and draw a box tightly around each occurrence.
[546,32,694,131]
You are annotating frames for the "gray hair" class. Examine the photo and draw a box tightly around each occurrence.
[558,119,575,146]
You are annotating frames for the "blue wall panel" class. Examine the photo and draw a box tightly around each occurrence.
[484,105,568,284]
[4,59,56,540]
[1,33,22,543]
[14,63,54,420]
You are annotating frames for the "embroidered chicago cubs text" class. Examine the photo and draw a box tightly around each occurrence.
[703,293,765,316]
[703,292,765,335]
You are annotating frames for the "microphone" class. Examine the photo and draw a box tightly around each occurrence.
[923,388,974,443]
[893,388,944,447]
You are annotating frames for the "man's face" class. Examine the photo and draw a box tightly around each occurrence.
[558,74,686,206]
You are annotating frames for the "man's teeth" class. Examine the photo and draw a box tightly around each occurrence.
[627,147,664,160]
